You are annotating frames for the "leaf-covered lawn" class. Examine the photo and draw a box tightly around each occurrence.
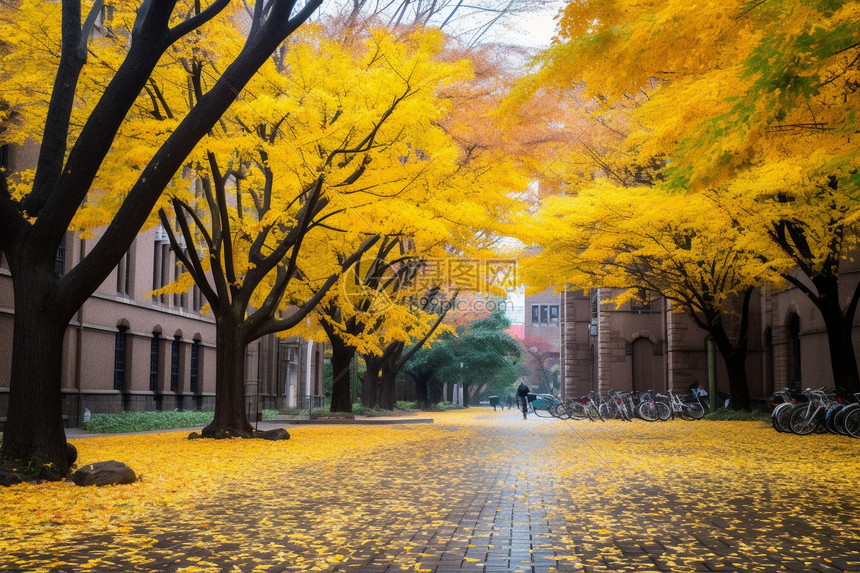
[2,409,858,572]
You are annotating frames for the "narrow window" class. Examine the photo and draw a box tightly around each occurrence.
[55,232,67,277]
[531,305,540,325]
[161,244,171,305]
[540,304,549,325]
[190,339,200,394]
[192,285,203,312]
[152,239,160,302]
[114,326,128,391]
[116,250,132,295]
[149,332,161,392]
[174,261,188,309]
[549,305,560,323]
[170,336,181,392]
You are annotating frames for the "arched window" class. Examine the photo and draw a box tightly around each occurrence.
[114,325,128,391]
[150,331,161,392]
[190,338,201,394]
[170,335,182,392]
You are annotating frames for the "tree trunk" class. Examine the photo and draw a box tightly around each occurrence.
[710,325,750,410]
[1,266,71,479]
[816,291,860,393]
[378,358,399,410]
[427,374,444,405]
[372,343,404,410]
[329,339,356,413]
[201,318,253,438]
[361,354,382,408]
[410,371,430,409]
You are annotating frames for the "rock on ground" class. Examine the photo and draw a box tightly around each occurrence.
[72,461,137,487]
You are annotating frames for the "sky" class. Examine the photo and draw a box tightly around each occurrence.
[311,0,567,50]
[497,0,566,48]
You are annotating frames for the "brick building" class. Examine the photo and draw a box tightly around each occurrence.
[558,270,860,402]
[0,225,323,429]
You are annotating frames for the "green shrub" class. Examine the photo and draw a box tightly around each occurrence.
[395,401,417,411]
[434,401,464,411]
[80,410,215,433]
[351,404,397,417]
[278,407,312,416]
[350,404,369,416]
[261,409,278,420]
[703,408,771,422]
[311,408,354,419]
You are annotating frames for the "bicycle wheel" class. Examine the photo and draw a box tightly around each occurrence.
[788,405,817,435]
[599,402,616,420]
[843,407,860,438]
[771,403,791,432]
[684,403,705,420]
[655,401,671,421]
[637,401,658,422]
[824,405,843,434]
[553,402,569,419]
[835,404,858,435]
[774,403,797,433]
[567,401,588,420]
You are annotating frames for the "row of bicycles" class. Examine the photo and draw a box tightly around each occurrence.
[530,389,706,422]
[770,387,860,437]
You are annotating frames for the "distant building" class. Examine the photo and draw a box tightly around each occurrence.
[506,286,562,394]
[558,273,860,403]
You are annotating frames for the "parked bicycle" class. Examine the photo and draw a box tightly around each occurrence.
[637,390,671,422]
[666,389,704,420]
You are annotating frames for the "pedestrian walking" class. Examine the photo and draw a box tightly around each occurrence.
[516,382,531,420]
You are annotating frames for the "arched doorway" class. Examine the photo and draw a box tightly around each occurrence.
[632,337,662,392]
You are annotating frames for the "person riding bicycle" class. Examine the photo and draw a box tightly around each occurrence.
[516,383,531,420]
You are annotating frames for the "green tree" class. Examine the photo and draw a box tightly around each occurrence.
[404,309,521,407]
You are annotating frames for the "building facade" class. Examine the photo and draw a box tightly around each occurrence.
[0,225,324,428]
[558,266,860,403]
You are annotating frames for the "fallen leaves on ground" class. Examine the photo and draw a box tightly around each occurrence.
[1,409,858,572]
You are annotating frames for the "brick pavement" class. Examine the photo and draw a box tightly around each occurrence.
[8,410,860,572]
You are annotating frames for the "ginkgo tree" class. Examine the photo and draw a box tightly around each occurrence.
[521,184,784,409]
[360,291,454,410]
[307,32,530,412]
[518,0,860,393]
[0,0,319,478]
[157,24,496,433]
[316,238,419,413]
